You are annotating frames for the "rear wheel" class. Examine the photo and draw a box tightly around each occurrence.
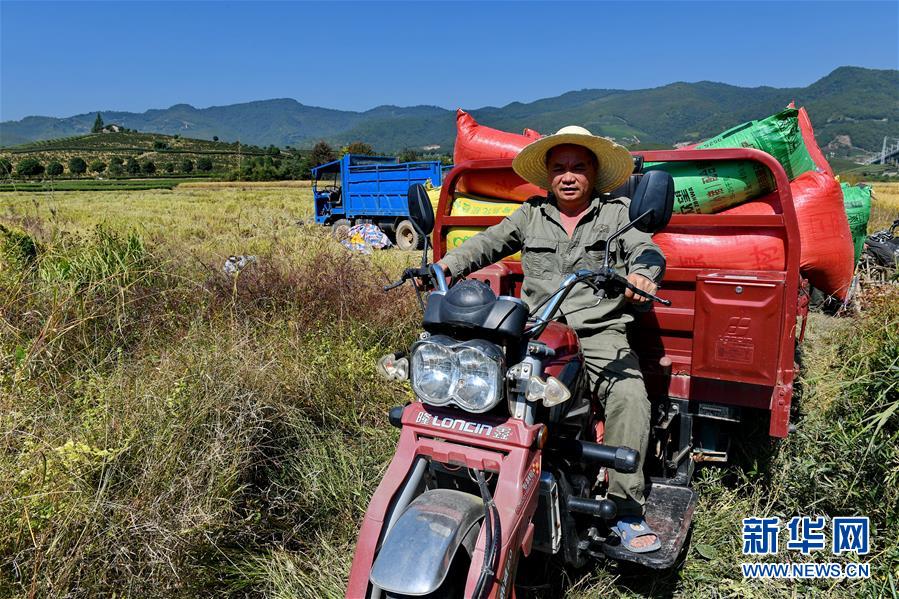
[395,219,421,251]
[331,218,351,241]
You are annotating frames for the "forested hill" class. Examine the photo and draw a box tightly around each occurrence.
[2,66,896,154]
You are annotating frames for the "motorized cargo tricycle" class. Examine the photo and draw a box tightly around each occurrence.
[346,148,805,598]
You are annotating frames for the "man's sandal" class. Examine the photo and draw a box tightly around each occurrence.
[612,516,662,553]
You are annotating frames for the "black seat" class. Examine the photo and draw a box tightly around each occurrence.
[606,155,645,200]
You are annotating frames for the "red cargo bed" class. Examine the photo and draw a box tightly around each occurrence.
[432,149,803,437]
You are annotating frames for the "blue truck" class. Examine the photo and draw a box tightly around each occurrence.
[312,154,443,250]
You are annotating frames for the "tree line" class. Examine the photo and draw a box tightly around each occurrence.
[0,155,214,178]
[0,140,451,181]
[228,140,450,182]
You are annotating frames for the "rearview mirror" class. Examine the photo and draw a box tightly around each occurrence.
[407,184,435,237]
[629,170,674,233]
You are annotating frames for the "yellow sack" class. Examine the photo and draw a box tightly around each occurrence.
[428,188,522,261]
[426,187,520,218]
[450,195,520,217]
[446,227,521,261]
[427,187,442,215]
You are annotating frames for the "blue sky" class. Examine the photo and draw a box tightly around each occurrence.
[1,1,897,121]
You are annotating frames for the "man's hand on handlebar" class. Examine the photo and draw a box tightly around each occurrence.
[435,261,455,288]
[624,273,658,305]
[384,267,430,291]
[384,263,453,292]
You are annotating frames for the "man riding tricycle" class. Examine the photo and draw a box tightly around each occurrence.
[346,127,803,597]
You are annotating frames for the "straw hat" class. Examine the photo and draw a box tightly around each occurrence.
[512,125,634,193]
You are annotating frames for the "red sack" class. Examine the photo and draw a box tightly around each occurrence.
[788,171,854,298]
[728,172,853,296]
[453,109,536,164]
[654,228,786,271]
[652,191,785,270]
[721,191,780,215]
[797,106,834,177]
[457,170,544,203]
[453,112,544,199]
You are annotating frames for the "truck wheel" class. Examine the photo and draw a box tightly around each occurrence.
[395,219,421,251]
[331,219,351,241]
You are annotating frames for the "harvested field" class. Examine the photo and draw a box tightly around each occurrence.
[1,187,896,598]
[871,182,899,230]
[0,187,319,258]
[0,178,209,192]
[177,180,315,190]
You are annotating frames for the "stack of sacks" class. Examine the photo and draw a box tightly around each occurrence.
[645,107,817,214]
[657,172,855,298]
[453,110,545,201]
[649,106,854,297]
[444,109,855,298]
[654,190,789,271]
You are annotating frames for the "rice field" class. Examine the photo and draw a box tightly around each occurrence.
[1,182,896,598]
[0,185,316,259]
[871,182,899,230]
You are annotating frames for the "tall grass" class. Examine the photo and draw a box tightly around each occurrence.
[568,295,899,598]
[1,219,418,597]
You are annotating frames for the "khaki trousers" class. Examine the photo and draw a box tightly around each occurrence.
[579,328,650,518]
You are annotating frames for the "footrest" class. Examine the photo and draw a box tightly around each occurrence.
[601,479,697,569]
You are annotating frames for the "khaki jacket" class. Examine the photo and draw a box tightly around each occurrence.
[439,193,666,333]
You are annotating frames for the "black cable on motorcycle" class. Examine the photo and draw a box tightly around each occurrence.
[473,469,501,599]
[383,267,432,313]
[472,471,493,599]
[409,272,427,313]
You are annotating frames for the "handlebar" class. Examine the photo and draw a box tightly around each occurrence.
[383,263,449,293]
[385,264,669,323]
[602,269,671,306]
[531,268,670,329]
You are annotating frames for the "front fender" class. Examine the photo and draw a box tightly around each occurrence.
[370,489,483,596]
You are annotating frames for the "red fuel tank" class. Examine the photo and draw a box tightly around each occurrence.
[536,321,582,380]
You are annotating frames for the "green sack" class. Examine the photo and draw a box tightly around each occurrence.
[696,108,816,181]
[644,160,775,214]
[840,183,872,261]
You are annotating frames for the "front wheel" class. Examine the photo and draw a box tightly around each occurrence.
[395,219,421,251]
[384,549,470,598]
[331,218,351,241]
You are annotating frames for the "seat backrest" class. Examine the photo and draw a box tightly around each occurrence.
[606,173,642,200]
[605,155,645,200]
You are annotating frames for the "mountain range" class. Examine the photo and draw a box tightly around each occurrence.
[1,66,896,154]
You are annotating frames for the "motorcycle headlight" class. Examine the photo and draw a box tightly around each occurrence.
[411,340,457,405]
[411,337,504,413]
